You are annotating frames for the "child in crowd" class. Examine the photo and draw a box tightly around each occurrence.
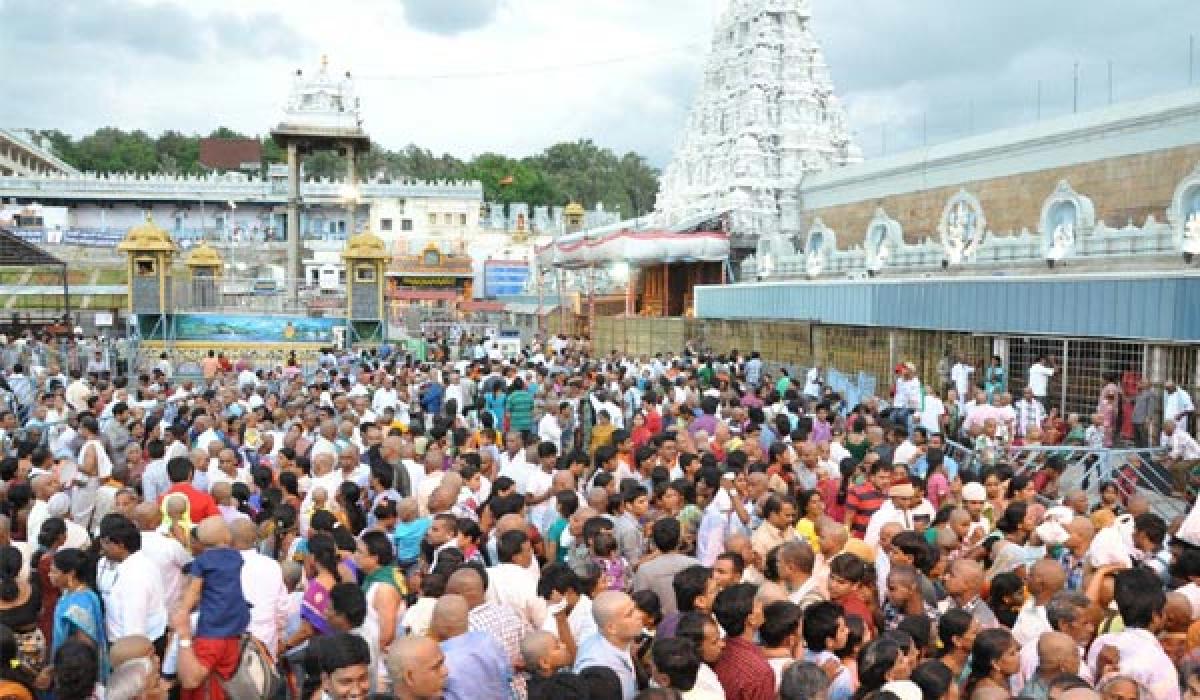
[392,498,430,576]
[590,530,629,592]
[160,493,193,549]
[172,517,252,699]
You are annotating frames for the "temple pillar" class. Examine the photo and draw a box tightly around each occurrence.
[286,141,301,303]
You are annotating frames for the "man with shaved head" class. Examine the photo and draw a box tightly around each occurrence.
[1019,631,1081,697]
[521,629,573,694]
[573,590,642,699]
[134,500,191,611]
[1058,515,1095,592]
[387,636,448,700]
[941,558,999,628]
[1013,557,1067,646]
[231,517,289,658]
[430,593,512,700]
[445,565,530,694]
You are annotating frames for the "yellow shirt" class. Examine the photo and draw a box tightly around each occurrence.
[795,518,820,552]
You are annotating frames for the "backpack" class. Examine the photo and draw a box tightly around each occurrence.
[217,634,283,700]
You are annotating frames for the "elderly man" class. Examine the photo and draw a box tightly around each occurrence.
[106,657,170,700]
[573,590,643,700]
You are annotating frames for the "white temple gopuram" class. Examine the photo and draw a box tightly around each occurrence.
[654,0,860,248]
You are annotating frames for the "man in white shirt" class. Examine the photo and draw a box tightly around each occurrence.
[232,519,289,656]
[1028,356,1056,401]
[1162,418,1200,495]
[132,502,191,612]
[1014,388,1047,439]
[1164,380,1196,434]
[803,365,822,398]
[372,376,399,414]
[918,392,945,434]
[951,359,975,399]
[310,420,339,462]
[497,433,534,494]
[1012,559,1065,647]
[101,516,168,645]
[487,530,548,630]
[538,403,567,452]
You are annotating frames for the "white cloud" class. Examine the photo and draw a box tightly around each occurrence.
[1,0,1197,165]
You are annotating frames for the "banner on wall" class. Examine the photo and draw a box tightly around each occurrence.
[172,314,344,343]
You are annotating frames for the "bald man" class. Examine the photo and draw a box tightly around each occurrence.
[444,567,530,678]
[573,591,642,700]
[941,559,999,627]
[231,518,289,657]
[134,501,191,611]
[1060,516,1095,591]
[430,594,511,700]
[1020,631,1081,697]
[521,630,572,690]
[387,636,448,700]
[1013,558,1067,646]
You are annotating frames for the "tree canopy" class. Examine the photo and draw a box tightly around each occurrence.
[38,128,661,216]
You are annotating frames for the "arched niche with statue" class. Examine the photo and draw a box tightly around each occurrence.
[1040,180,1095,265]
[864,207,904,274]
[1168,162,1200,261]
[803,218,837,277]
[938,189,986,265]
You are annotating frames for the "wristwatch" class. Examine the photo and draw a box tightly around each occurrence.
[179,638,193,649]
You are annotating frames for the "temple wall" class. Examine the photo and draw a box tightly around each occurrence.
[796,87,1200,246]
[807,144,1200,246]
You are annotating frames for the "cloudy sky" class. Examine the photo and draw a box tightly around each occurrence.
[3,0,1199,166]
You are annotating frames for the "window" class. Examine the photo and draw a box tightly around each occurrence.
[338,270,347,284]
[355,265,376,283]
[135,259,156,276]
[311,269,320,284]
[458,213,467,226]
[380,218,393,231]
[443,213,453,225]
[401,219,413,231]
[428,213,437,226]
[215,216,225,230]
[397,198,406,215]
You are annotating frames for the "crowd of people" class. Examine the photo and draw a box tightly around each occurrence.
[0,329,1198,700]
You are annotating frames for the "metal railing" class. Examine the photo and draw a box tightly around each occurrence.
[945,440,1186,518]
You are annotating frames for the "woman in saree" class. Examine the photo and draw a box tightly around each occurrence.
[47,548,107,682]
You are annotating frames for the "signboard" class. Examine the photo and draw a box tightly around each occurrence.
[484,260,531,297]
[172,314,343,343]
[93,312,114,327]
[393,276,468,289]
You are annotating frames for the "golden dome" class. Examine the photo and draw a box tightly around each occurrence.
[342,230,390,260]
[184,241,223,268]
[117,215,177,253]
[564,201,585,217]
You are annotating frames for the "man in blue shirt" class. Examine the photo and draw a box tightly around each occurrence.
[430,594,512,700]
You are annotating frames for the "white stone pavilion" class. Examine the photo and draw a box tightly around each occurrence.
[654,0,860,247]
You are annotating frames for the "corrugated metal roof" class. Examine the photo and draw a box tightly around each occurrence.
[694,273,1200,342]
